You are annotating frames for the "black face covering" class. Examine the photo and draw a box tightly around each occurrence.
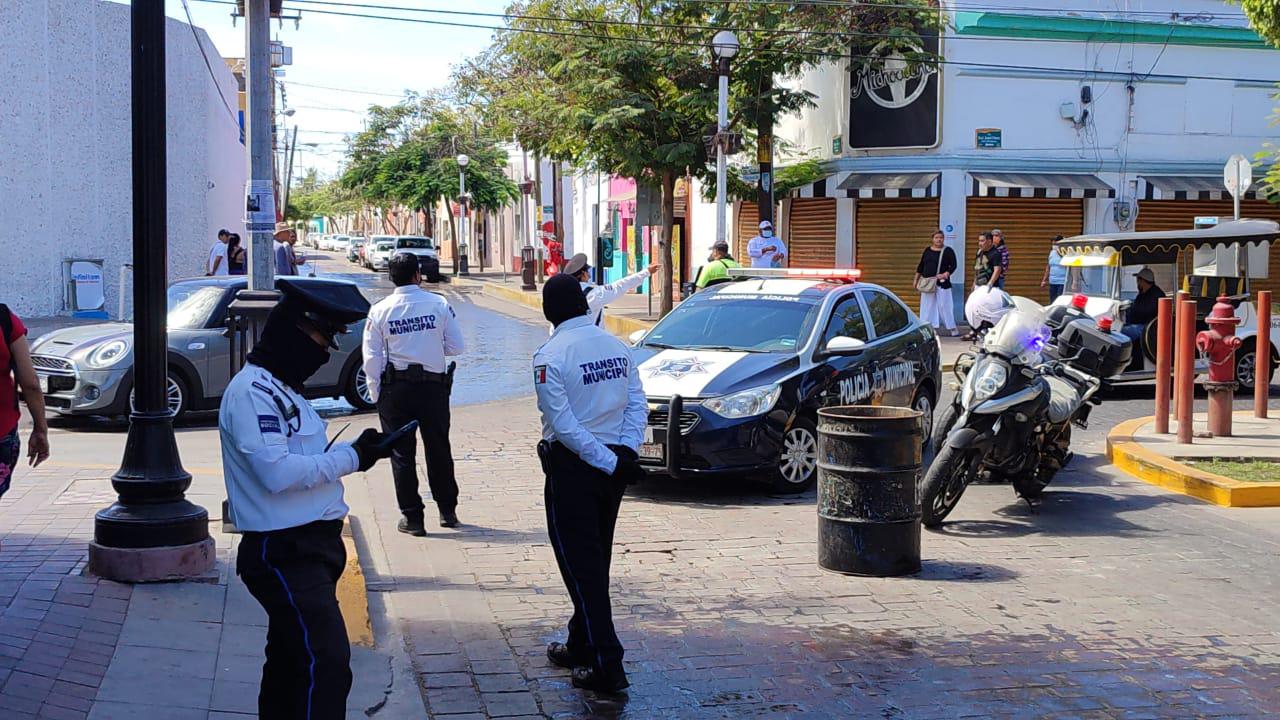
[247,299,331,391]
[543,273,590,327]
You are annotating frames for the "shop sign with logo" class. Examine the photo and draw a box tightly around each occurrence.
[848,21,941,150]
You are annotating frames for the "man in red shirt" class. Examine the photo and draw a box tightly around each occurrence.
[1,305,51,497]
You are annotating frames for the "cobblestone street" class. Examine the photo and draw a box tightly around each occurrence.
[357,390,1280,719]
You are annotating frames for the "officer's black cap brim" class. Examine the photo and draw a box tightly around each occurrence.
[275,278,370,325]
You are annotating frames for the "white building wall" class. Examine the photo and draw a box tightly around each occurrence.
[0,0,244,318]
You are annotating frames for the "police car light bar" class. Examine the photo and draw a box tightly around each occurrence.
[730,267,862,282]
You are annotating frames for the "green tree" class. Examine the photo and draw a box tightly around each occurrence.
[1235,1,1280,196]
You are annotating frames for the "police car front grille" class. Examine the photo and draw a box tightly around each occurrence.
[648,411,700,435]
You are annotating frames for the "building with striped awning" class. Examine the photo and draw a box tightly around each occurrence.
[750,0,1280,321]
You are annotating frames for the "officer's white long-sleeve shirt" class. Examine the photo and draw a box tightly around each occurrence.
[362,285,465,403]
[219,364,359,532]
[746,234,788,268]
[581,270,648,326]
[533,315,648,475]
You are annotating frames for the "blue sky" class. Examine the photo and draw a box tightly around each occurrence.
[163,0,514,177]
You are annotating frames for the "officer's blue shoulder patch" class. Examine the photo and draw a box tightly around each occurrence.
[258,415,282,434]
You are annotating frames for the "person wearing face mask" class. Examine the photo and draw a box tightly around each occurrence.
[747,220,787,268]
[694,240,741,290]
[219,279,394,719]
[532,273,647,694]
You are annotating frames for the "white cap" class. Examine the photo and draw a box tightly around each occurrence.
[759,220,773,230]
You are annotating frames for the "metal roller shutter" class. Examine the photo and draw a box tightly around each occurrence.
[1136,199,1280,299]
[735,201,759,263]
[966,197,1083,301]
[854,198,941,311]
[787,198,837,268]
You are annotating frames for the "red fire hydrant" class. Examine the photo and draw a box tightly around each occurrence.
[1195,296,1242,437]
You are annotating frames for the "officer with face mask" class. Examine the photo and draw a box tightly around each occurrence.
[219,279,393,719]
[532,273,647,694]
[746,220,788,268]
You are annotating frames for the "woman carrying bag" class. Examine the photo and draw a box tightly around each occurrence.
[914,230,958,336]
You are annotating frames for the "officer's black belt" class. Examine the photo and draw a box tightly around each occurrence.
[384,364,448,383]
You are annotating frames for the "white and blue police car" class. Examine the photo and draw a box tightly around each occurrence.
[630,268,942,492]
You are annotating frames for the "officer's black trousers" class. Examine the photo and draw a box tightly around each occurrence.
[237,520,351,720]
[542,443,627,675]
[377,380,458,517]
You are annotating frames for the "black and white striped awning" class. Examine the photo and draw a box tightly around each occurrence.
[969,172,1116,199]
[791,171,940,199]
[1137,175,1274,201]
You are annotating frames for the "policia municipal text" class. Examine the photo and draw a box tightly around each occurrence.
[533,273,647,693]
[363,253,466,536]
[219,280,395,719]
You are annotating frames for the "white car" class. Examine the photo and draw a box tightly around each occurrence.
[331,235,351,254]
[368,239,397,272]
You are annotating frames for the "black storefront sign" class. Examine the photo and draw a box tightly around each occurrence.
[848,27,941,150]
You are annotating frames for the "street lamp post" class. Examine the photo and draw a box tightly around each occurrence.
[711,30,739,252]
[457,153,471,276]
[89,0,213,582]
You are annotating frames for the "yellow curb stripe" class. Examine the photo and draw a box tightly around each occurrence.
[337,519,374,647]
[1106,416,1280,507]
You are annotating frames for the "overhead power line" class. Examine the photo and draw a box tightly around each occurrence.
[190,0,1280,87]
[180,0,241,128]
[285,80,408,98]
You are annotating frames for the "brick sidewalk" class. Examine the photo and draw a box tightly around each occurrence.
[354,397,1280,719]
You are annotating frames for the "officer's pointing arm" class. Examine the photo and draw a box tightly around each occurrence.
[595,271,649,308]
[619,355,647,451]
[443,303,466,356]
[233,388,359,492]
[534,359,618,475]
[361,307,386,403]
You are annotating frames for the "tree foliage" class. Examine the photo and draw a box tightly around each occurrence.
[1235,1,1280,196]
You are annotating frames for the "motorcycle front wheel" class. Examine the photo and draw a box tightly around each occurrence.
[921,443,979,528]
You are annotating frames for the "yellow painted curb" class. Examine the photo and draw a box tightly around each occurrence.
[466,278,655,340]
[337,520,374,646]
[1106,416,1280,507]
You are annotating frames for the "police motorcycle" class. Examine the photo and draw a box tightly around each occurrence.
[920,288,1130,527]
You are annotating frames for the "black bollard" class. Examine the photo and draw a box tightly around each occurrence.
[816,406,922,577]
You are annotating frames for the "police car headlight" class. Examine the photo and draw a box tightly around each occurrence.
[87,340,129,368]
[704,385,782,419]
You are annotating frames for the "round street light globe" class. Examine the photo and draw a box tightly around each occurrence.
[711,30,739,60]
[456,154,470,167]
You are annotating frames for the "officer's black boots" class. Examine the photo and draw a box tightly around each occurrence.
[398,514,426,537]
[571,666,630,693]
[439,509,460,528]
[546,642,588,669]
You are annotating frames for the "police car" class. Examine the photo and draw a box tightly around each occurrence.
[629,268,941,492]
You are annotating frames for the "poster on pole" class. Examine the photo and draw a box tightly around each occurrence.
[244,180,277,232]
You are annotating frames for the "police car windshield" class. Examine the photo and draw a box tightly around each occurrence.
[642,295,821,353]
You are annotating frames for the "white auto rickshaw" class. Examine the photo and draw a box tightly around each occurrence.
[1052,219,1280,391]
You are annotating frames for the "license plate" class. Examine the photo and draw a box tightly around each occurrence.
[38,374,49,394]
[638,443,664,461]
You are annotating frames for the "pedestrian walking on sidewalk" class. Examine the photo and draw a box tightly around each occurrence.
[219,280,392,720]
[532,273,647,694]
[992,228,1010,289]
[1,304,50,497]
[914,230,958,335]
[227,233,247,275]
[207,228,230,276]
[1041,235,1066,304]
[362,253,466,536]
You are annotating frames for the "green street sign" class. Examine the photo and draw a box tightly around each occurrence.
[976,128,1002,148]
[832,136,843,155]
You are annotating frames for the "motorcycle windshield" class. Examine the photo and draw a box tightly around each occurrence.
[982,306,1051,365]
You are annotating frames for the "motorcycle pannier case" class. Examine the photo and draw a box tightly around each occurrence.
[1057,319,1132,378]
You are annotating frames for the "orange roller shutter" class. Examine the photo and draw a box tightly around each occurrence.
[854,198,941,311]
[966,197,1083,302]
[787,198,837,268]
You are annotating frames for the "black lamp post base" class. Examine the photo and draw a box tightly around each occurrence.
[88,536,216,583]
[93,499,210,549]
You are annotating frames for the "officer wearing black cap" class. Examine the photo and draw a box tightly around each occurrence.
[219,279,393,719]
[362,253,466,536]
[562,252,659,327]
[532,273,647,694]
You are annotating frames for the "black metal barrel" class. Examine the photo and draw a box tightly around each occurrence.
[816,406,922,577]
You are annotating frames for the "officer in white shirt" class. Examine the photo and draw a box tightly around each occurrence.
[532,273,647,694]
[219,279,393,720]
[562,253,659,327]
[746,219,788,268]
[362,253,466,536]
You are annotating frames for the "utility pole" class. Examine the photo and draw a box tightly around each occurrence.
[244,0,275,289]
[282,126,298,216]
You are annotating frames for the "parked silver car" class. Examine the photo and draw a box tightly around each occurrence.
[29,276,375,420]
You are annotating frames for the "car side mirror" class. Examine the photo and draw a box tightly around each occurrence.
[824,336,866,356]
[628,329,647,346]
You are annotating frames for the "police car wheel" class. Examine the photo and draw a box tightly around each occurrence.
[344,366,376,411]
[772,417,819,493]
[912,387,935,450]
